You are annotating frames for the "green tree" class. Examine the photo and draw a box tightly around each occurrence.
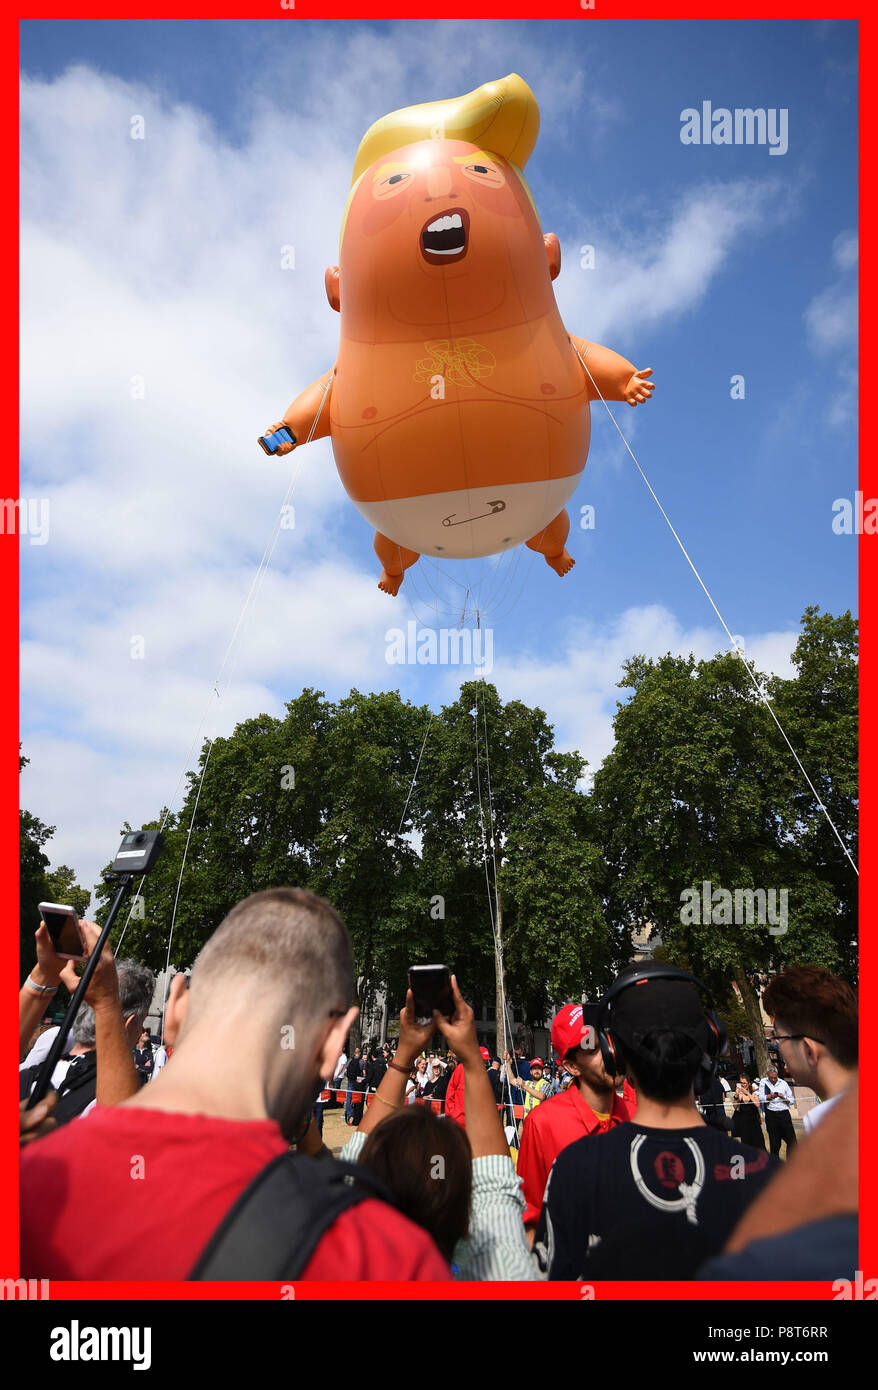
[413,681,607,1053]
[592,609,857,1076]
[19,752,91,982]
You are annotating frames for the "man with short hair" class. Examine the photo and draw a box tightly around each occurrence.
[758,1065,797,1157]
[20,888,449,1281]
[762,965,858,1135]
[516,1004,636,1227]
[534,970,779,1279]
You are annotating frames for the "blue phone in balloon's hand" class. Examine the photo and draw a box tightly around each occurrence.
[258,425,297,456]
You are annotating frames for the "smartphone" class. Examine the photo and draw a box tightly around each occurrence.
[38,903,85,961]
[257,425,297,456]
[408,964,453,1026]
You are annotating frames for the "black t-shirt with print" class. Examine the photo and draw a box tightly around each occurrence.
[534,1121,780,1280]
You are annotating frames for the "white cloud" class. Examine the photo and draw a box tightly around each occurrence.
[19,47,810,906]
[555,179,791,349]
[487,605,799,784]
[832,230,858,272]
[803,230,858,427]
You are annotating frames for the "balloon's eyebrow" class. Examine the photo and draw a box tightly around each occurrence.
[452,152,497,165]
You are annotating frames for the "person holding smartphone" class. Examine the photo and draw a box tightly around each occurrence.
[339,975,534,1280]
[731,1074,765,1149]
[758,1065,797,1157]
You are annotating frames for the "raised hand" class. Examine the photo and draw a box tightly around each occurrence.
[623,367,655,406]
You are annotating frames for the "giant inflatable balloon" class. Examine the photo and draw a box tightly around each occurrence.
[262,74,654,594]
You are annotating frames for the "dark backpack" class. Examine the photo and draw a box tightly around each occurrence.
[19,1051,98,1127]
[189,1152,395,1281]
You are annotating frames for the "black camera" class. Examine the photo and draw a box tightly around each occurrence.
[110,829,164,876]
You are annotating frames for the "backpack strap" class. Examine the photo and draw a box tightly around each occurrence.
[189,1153,395,1281]
[20,1052,98,1125]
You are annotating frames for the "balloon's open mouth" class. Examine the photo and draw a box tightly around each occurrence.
[420,207,470,265]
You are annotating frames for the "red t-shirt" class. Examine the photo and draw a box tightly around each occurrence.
[516,1083,636,1224]
[19,1107,450,1281]
[445,1062,465,1126]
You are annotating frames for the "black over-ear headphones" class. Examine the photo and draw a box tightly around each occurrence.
[597,961,727,1095]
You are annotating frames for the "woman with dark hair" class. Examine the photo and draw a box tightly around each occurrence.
[360,1107,472,1264]
[732,1073,765,1149]
[341,978,534,1280]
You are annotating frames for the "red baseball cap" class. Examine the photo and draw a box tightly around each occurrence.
[551,1003,600,1062]
[479,1046,491,1060]
[529,1058,544,1070]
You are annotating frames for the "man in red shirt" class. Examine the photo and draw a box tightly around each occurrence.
[516,1003,636,1226]
[445,1044,498,1125]
[20,887,449,1282]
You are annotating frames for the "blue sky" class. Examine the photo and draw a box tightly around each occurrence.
[19,19,857,898]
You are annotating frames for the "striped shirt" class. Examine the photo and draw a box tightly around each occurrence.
[341,1130,538,1281]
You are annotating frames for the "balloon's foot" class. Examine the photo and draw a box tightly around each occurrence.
[546,549,575,577]
[378,569,403,595]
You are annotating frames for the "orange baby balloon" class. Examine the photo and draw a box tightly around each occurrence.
[263,74,654,594]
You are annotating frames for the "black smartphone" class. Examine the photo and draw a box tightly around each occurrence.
[38,902,85,961]
[408,964,453,1026]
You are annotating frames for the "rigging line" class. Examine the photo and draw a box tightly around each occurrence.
[481,543,536,626]
[117,378,333,958]
[214,371,332,701]
[421,554,474,595]
[571,343,858,879]
[397,710,436,837]
[479,673,525,1133]
[401,572,446,627]
[407,559,468,618]
[472,681,499,954]
[159,735,217,1031]
[468,549,511,619]
[479,673,502,930]
[473,669,522,1139]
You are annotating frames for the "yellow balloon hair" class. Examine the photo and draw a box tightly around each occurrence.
[339,73,541,253]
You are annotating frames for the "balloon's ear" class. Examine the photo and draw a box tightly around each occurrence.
[325,266,341,312]
[543,234,561,281]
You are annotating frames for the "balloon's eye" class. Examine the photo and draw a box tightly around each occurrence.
[461,163,504,188]
[374,171,413,200]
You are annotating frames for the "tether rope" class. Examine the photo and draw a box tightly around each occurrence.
[572,343,858,878]
[115,374,335,987]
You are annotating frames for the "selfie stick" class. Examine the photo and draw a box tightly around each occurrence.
[27,831,163,1110]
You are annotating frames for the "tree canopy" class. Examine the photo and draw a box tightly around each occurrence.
[28,605,854,1060]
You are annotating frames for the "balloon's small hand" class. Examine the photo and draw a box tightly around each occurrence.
[264,422,296,457]
[624,368,655,407]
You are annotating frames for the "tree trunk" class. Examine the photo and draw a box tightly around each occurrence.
[732,962,770,1076]
[493,889,506,1060]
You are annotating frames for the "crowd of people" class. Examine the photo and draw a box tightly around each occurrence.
[18,887,858,1283]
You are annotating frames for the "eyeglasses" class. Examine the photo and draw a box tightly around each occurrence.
[767,1031,825,1046]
